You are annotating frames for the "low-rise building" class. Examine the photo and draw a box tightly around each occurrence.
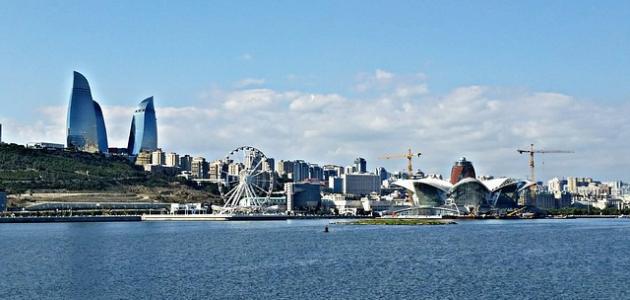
[285,182,321,212]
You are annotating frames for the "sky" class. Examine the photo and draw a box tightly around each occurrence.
[0,1,629,182]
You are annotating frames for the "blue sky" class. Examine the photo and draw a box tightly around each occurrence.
[1,1,629,181]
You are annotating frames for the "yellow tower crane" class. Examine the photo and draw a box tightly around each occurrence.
[378,148,422,178]
[516,143,573,193]
[378,148,422,203]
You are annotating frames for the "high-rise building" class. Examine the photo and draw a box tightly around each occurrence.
[151,149,165,166]
[127,97,158,156]
[309,164,323,181]
[276,160,294,177]
[180,155,193,172]
[209,160,227,180]
[376,167,389,182]
[66,71,109,153]
[354,157,367,174]
[165,152,180,167]
[323,165,341,181]
[449,157,476,184]
[567,177,578,193]
[292,160,310,183]
[263,158,275,173]
[245,151,263,170]
[191,157,208,179]
[228,162,245,176]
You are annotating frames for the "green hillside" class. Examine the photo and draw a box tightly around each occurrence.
[0,143,172,193]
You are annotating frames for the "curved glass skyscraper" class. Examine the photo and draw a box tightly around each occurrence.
[66,71,109,153]
[127,97,158,156]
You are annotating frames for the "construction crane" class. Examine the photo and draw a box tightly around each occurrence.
[516,144,573,189]
[378,148,422,178]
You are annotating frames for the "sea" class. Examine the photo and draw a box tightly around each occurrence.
[1,218,630,299]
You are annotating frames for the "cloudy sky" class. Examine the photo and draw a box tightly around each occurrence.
[0,1,629,181]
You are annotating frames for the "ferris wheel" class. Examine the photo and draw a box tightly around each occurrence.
[218,146,274,214]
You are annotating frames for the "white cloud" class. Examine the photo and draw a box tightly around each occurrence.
[356,69,429,98]
[234,78,265,88]
[289,94,345,112]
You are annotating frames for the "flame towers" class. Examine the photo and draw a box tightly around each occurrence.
[66,71,109,153]
[127,97,158,156]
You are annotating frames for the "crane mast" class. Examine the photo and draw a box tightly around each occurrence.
[516,144,573,205]
[378,148,422,178]
[378,148,422,203]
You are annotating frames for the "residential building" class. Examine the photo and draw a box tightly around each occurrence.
[191,157,208,179]
[151,149,165,166]
[165,152,180,168]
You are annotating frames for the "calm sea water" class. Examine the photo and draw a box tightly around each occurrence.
[1,219,630,299]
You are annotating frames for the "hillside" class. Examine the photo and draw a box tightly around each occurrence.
[0,144,219,205]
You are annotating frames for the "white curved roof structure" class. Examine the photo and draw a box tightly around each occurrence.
[452,177,490,191]
[482,177,519,192]
[393,178,452,193]
[518,180,537,192]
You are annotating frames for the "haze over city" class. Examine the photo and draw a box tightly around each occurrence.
[1,1,629,181]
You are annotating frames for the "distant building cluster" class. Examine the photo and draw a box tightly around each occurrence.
[4,71,629,217]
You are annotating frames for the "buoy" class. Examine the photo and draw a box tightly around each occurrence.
[324,225,329,233]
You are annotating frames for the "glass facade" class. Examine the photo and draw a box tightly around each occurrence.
[449,179,491,214]
[412,182,447,207]
[66,71,108,153]
[127,97,158,155]
[93,101,109,153]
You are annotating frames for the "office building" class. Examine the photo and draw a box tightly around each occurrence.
[66,71,109,153]
[127,97,158,156]
[354,157,367,174]
[309,164,324,181]
[292,160,310,182]
[342,173,381,196]
[285,182,322,212]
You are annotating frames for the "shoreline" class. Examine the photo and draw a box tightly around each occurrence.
[0,214,627,223]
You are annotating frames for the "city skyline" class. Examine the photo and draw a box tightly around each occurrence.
[0,2,629,181]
